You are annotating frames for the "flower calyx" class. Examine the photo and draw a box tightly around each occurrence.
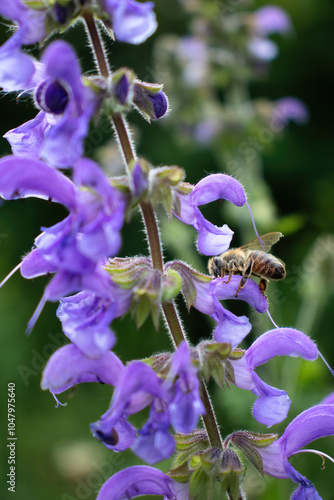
[227,431,278,476]
[148,166,186,217]
[133,80,169,122]
[198,341,244,389]
[166,261,212,311]
[109,67,135,110]
[219,448,245,500]
[105,258,182,329]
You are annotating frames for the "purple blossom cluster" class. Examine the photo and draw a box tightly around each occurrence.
[0,3,333,500]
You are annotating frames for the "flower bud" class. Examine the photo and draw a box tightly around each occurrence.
[219,449,244,500]
[53,1,76,25]
[110,68,135,107]
[130,160,149,199]
[133,80,168,122]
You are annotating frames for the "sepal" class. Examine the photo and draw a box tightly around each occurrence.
[149,166,186,216]
[133,80,169,121]
[166,261,212,311]
[219,449,245,500]
[229,431,278,475]
[172,430,210,470]
[198,341,233,388]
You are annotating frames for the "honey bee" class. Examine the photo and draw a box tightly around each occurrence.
[208,232,286,296]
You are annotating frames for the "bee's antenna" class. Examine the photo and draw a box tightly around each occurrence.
[245,201,265,250]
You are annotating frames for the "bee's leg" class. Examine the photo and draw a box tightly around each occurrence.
[225,262,234,283]
[235,258,254,297]
[259,278,269,296]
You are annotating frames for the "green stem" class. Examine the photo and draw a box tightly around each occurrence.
[112,112,136,166]
[140,201,163,272]
[83,13,223,451]
[83,10,110,79]
[199,381,223,449]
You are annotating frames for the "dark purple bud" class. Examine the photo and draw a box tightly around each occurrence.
[131,160,149,198]
[35,78,69,115]
[133,80,168,121]
[115,74,130,105]
[53,1,75,25]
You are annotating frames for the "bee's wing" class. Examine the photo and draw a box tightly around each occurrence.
[239,232,283,252]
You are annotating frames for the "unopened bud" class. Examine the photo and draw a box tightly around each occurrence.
[133,80,168,122]
[110,68,135,107]
[130,160,149,199]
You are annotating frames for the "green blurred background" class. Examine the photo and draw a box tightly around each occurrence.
[0,0,334,499]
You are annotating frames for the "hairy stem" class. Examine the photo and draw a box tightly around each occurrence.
[84,13,223,450]
[112,112,136,166]
[83,10,110,79]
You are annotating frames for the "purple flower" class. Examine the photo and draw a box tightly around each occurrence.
[100,0,157,44]
[248,37,279,61]
[231,328,318,426]
[272,97,309,129]
[259,404,334,499]
[167,342,205,433]
[91,343,204,463]
[131,398,176,463]
[4,40,101,167]
[96,465,189,500]
[41,344,124,394]
[177,36,209,87]
[91,362,162,453]
[0,156,127,328]
[179,266,267,346]
[174,174,247,256]
[248,6,291,62]
[0,1,47,91]
[57,288,131,358]
[133,80,169,121]
[253,6,292,36]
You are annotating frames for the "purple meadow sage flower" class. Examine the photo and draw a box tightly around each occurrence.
[170,261,267,346]
[167,342,205,434]
[0,1,47,91]
[210,276,268,346]
[96,465,190,500]
[231,328,318,426]
[248,37,279,62]
[0,156,128,328]
[132,397,176,463]
[174,174,246,256]
[259,404,334,499]
[248,5,291,62]
[91,362,161,452]
[99,0,158,44]
[4,40,102,167]
[253,6,292,36]
[57,288,132,358]
[41,343,124,394]
[271,97,309,129]
[91,344,204,463]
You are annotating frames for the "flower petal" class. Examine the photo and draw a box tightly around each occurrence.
[96,466,189,500]
[245,328,318,369]
[41,344,124,394]
[0,156,76,208]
